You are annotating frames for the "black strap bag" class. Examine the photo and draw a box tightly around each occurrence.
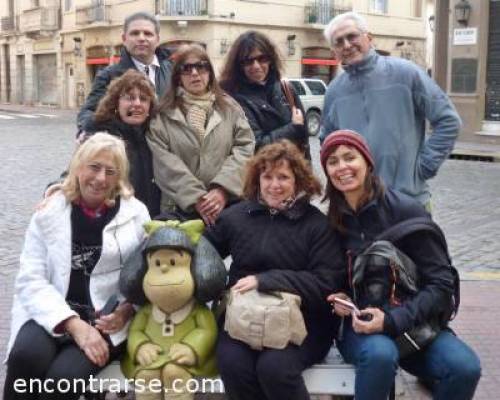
[349,217,460,358]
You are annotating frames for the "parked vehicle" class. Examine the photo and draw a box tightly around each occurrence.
[288,78,327,136]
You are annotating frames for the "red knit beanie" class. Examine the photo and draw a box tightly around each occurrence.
[320,130,375,171]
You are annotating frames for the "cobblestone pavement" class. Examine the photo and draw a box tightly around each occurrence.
[0,108,499,398]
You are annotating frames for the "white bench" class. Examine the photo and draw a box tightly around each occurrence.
[83,347,364,399]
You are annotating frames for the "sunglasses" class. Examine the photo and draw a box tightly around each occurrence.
[333,32,363,49]
[240,54,271,67]
[179,61,211,75]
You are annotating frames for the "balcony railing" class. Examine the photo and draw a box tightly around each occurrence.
[76,4,111,26]
[163,0,208,16]
[305,1,352,25]
[20,7,60,33]
[1,16,15,32]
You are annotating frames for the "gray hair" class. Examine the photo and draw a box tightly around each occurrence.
[123,12,160,35]
[324,12,368,47]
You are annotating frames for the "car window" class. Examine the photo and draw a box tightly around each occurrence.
[305,81,326,95]
[289,81,306,96]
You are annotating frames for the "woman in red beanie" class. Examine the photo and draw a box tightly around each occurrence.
[320,129,480,400]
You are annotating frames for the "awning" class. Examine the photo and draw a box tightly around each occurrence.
[86,56,121,65]
[301,58,338,66]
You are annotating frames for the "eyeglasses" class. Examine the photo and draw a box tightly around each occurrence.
[120,93,150,103]
[240,54,271,67]
[179,61,211,75]
[86,163,119,177]
[333,32,363,49]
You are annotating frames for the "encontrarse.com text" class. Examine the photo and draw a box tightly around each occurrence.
[14,376,225,394]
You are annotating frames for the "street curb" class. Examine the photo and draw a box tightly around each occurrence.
[450,148,500,162]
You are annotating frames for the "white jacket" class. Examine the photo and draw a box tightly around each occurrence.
[5,192,150,360]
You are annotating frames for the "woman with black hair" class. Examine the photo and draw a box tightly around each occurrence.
[220,31,310,158]
[321,129,481,400]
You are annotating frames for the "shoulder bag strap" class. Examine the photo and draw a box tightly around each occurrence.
[375,216,460,318]
[280,79,295,109]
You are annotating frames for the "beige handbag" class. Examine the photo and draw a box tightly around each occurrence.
[224,288,307,350]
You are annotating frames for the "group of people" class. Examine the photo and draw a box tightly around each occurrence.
[4,10,481,400]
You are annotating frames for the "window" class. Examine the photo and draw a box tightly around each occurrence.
[370,0,387,14]
[289,81,306,96]
[305,80,326,95]
[64,0,72,12]
[451,58,477,93]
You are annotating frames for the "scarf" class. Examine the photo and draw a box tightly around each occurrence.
[177,87,215,141]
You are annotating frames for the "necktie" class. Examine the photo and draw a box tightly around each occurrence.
[144,65,150,76]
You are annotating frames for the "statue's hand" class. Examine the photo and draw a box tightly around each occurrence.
[136,343,163,366]
[168,343,196,366]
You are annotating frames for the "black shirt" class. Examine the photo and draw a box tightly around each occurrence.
[66,199,120,321]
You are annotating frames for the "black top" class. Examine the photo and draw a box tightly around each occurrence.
[225,72,310,158]
[339,188,456,336]
[66,199,120,322]
[204,199,345,322]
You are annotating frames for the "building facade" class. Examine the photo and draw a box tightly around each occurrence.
[432,0,500,144]
[0,0,427,109]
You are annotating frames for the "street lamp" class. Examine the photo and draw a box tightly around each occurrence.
[454,0,472,26]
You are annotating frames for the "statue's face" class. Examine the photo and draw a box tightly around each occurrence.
[144,248,195,313]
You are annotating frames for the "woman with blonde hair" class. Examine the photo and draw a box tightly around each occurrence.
[3,133,150,400]
[147,44,255,225]
[204,140,345,400]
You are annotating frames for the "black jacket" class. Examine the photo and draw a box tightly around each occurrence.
[205,199,345,328]
[82,118,161,218]
[227,74,310,158]
[339,188,456,337]
[77,46,172,130]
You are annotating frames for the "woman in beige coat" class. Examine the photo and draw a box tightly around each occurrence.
[147,44,255,225]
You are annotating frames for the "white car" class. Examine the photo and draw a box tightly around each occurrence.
[288,78,327,136]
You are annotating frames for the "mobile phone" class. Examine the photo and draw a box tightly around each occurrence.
[333,297,361,316]
[99,294,120,316]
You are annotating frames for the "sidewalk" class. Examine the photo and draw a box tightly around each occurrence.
[452,140,500,162]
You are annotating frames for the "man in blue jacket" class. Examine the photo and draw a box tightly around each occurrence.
[320,12,461,206]
[77,12,172,130]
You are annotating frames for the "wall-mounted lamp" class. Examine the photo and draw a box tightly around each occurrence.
[287,34,296,56]
[73,37,82,57]
[220,39,229,55]
[454,0,471,26]
[428,15,435,32]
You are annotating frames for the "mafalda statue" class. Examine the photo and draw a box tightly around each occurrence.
[120,220,226,400]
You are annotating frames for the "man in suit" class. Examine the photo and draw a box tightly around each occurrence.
[77,12,172,130]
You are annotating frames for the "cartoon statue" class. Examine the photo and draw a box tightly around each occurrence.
[120,220,226,400]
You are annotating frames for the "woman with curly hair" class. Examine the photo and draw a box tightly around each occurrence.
[82,69,160,216]
[204,140,345,400]
[147,44,254,225]
[220,31,310,158]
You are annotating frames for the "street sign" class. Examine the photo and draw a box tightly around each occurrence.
[453,28,478,45]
